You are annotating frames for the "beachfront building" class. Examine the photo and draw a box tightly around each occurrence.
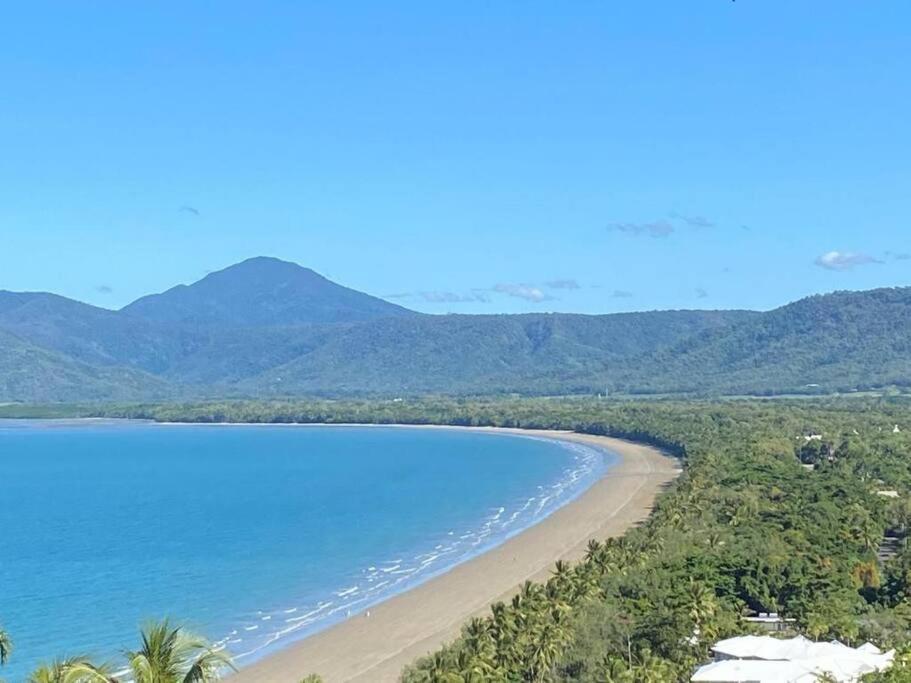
[742,611,796,633]
[690,635,894,682]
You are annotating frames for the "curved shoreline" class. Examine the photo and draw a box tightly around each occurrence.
[220,425,610,664]
[228,427,681,683]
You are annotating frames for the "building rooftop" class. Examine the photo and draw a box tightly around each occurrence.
[692,635,893,682]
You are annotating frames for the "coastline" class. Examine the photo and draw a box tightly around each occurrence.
[228,427,681,683]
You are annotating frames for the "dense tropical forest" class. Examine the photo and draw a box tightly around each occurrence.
[4,397,911,680]
[2,257,911,402]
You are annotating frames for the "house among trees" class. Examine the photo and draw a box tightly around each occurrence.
[742,611,796,632]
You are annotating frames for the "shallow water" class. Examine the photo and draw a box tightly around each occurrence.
[0,421,613,679]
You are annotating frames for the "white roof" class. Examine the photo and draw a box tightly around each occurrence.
[711,635,893,664]
[692,660,817,682]
[712,634,810,659]
[700,636,894,682]
[692,658,879,682]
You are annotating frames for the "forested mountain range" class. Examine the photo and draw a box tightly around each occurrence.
[0,256,908,402]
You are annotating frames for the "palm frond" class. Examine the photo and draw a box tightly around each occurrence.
[0,628,11,666]
[126,620,234,683]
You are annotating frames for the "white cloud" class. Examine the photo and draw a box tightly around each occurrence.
[493,283,550,302]
[814,250,882,271]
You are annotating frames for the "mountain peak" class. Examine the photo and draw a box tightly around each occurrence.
[223,255,319,275]
[121,257,414,326]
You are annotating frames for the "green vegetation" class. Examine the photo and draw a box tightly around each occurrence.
[27,656,112,683]
[626,287,911,395]
[7,396,911,680]
[123,620,234,683]
[0,329,169,404]
[79,397,911,679]
[0,625,10,666]
[0,621,232,683]
[4,256,911,402]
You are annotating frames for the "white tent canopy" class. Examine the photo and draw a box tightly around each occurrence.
[692,660,824,682]
[692,635,894,683]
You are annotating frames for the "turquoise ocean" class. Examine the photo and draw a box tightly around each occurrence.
[0,421,613,680]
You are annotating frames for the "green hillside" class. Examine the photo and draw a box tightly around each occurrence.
[0,258,909,402]
[0,328,169,403]
[615,287,911,395]
[242,310,754,395]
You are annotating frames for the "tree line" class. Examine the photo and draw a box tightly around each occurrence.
[6,396,911,680]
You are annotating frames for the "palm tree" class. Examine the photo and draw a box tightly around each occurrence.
[414,650,461,683]
[524,621,568,682]
[125,620,234,683]
[551,560,572,585]
[453,649,496,683]
[584,539,602,562]
[28,657,114,683]
[0,625,11,667]
[489,602,519,671]
[686,579,719,643]
[462,617,494,660]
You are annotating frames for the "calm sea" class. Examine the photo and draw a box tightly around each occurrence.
[0,421,613,680]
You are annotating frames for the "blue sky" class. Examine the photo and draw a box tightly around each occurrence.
[0,2,908,314]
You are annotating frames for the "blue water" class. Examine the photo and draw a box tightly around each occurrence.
[0,421,612,680]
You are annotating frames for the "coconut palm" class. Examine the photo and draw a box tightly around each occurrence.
[584,539,602,562]
[0,626,11,667]
[413,650,461,683]
[523,621,568,682]
[462,617,494,660]
[28,657,114,683]
[686,579,718,638]
[125,620,234,683]
[551,560,572,586]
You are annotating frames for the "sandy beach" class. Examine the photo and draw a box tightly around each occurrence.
[229,427,681,683]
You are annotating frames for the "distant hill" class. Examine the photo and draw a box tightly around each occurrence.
[122,256,414,325]
[0,328,169,403]
[241,310,755,395]
[0,291,191,373]
[616,287,911,395]
[0,290,344,384]
[0,258,909,402]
